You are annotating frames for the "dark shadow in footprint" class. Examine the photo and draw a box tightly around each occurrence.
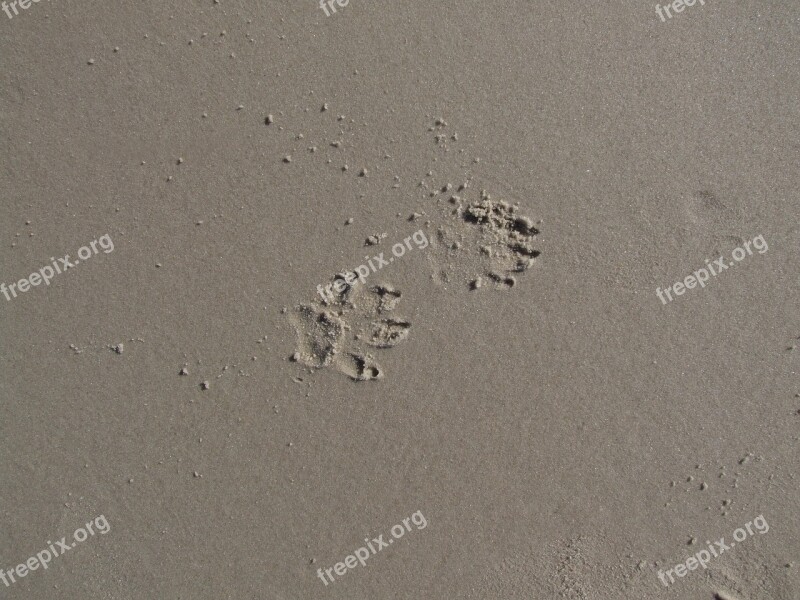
[487,272,516,288]
[340,352,384,381]
[370,284,402,313]
[367,319,412,348]
[462,195,540,270]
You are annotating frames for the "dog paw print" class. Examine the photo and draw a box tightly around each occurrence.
[288,282,413,382]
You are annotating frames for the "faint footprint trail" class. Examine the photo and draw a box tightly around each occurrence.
[466,535,638,600]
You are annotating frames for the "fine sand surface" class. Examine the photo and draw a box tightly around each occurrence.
[1,1,799,598]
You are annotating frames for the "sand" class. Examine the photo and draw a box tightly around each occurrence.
[1,1,799,598]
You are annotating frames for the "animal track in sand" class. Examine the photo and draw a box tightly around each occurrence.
[287,119,543,382]
[289,279,412,381]
[422,185,542,291]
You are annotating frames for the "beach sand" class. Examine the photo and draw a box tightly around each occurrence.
[1,1,798,598]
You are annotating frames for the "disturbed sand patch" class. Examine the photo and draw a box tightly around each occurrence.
[289,305,347,368]
[423,185,542,291]
[289,278,412,381]
[466,535,637,600]
[287,120,542,381]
